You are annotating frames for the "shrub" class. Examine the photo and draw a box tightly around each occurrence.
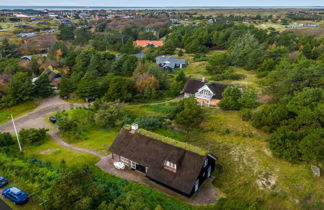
[135,117,162,130]
[0,132,15,146]
[19,128,48,145]
[219,86,242,110]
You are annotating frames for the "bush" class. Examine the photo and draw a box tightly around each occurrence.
[19,128,48,145]
[219,86,242,110]
[135,117,162,130]
[94,103,123,128]
[0,132,15,146]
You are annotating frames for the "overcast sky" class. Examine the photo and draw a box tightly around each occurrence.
[0,0,323,7]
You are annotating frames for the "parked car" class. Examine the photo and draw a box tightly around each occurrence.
[2,187,29,205]
[85,97,95,103]
[0,176,8,188]
[49,116,56,123]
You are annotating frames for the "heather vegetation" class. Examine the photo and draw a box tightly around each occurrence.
[0,9,323,210]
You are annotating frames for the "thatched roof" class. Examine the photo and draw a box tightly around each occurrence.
[183,78,232,100]
[208,82,232,100]
[110,128,210,195]
[183,78,205,94]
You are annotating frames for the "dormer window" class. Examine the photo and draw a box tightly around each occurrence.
[164,160,177,172]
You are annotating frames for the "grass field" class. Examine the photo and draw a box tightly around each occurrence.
[127,103,323,209]
[223,67,261,89]
[70,128,119,156]
[24,137,100,167]
[0,102,38,124]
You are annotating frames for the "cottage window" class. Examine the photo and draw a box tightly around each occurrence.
[164,161,177,170]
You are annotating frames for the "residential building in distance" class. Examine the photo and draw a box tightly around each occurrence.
[183,78,231,107]
[155,56,187,71]
[170,18,180,24]
[134,40,164,47]
[299,23,319,28]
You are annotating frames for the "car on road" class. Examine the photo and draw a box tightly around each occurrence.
[49,116,57,123]
[2,187,29,205]
[0,176,8,188]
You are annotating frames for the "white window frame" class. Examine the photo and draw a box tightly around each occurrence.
[164,160,177,170]
[195,179,199,192]
[204,159,208,167]
[207,166,211,178]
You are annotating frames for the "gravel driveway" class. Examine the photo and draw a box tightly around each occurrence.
[0,95,86,134]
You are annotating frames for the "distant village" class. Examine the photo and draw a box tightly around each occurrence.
[0,8,323,39]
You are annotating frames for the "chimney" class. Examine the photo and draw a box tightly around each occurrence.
[130,123,138,134]
[202,77,205,83]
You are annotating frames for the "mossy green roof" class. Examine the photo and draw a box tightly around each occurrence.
[123,125,208,156]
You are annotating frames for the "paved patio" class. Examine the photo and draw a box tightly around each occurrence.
[96,155,217,205]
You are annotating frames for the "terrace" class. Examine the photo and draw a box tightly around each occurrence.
[96,154,218,205]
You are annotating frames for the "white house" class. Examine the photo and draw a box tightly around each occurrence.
[183,78,231,107]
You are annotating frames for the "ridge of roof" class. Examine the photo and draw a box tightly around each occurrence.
[124,125,208,156]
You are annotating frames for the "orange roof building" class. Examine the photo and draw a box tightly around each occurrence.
[134,40,164,47]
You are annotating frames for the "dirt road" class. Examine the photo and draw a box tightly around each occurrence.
[0,95,86,134]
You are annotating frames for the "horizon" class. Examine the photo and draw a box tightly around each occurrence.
[0,5,324,10]
[0,0,323,8]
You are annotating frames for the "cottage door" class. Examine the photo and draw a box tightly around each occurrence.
[195,180,199,192]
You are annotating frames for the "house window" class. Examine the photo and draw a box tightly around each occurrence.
[164,161,177,169]
[204,159,208,167]
[164,161,177,172]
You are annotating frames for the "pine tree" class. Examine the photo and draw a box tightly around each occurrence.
[58,76,74,98]
[34,74,53,98]
[76,73,99,98]
[175,97,204,133]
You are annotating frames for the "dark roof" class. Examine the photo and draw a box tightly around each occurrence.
[209,82,232,100]
[183,78,205,94]
[183,78,232,100]
[109,128,207,195]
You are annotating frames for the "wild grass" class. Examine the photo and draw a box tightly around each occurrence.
[0,102,38,124]
[71,128,119,156]
[127,103,323,209]
[183,61,211,80]
[24,137,100,167]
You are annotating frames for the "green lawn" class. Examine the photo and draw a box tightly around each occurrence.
[123,102,178,118]
[0,102,38,124]
[71,128,119,156]
[24,137,100,167]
